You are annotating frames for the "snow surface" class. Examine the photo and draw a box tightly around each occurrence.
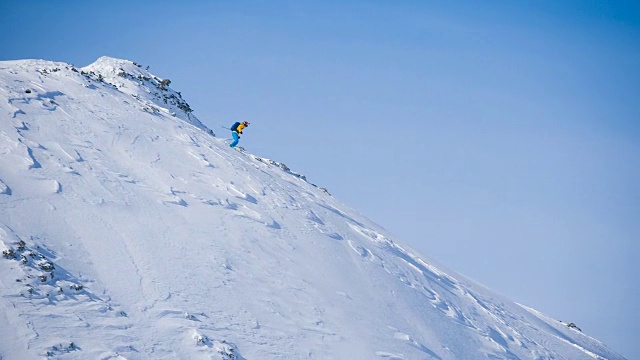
[0,57,626,359]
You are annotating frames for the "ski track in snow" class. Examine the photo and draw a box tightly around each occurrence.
[0,58,625,360]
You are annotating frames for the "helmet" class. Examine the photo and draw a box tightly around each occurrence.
[243,121,250,126]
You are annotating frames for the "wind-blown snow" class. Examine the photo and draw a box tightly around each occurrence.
[0,57,625,359]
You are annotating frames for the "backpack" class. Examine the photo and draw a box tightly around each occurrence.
[230,122,241,131]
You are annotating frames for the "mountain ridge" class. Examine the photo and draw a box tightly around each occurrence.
[0,57,625,359]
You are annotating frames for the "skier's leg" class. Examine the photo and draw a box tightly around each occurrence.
[230,132,239,148]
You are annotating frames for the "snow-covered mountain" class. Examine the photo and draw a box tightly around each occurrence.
[0,57,625,359]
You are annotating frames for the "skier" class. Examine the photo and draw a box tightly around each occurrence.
[230,121,249,148]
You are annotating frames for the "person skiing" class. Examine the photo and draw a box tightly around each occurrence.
[230,121,249,148]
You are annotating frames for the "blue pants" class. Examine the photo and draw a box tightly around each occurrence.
[230,132,239,148]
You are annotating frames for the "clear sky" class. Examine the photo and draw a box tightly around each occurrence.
[2,0,639,357]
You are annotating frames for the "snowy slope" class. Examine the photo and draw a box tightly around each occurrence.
[0,57,625,360]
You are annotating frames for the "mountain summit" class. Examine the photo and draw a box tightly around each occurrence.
[0,57,624,359]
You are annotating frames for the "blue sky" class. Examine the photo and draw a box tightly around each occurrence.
[2,0,639,357]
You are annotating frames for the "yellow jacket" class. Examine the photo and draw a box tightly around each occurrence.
[236,123,246,134]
